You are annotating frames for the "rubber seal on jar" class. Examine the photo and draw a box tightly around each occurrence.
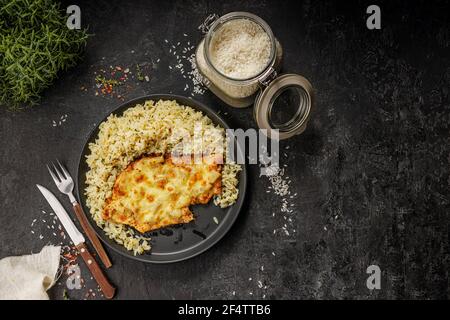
[254,74,314,140]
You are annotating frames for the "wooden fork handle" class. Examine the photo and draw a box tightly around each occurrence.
[73,202,112,268]
[76,243,116,299]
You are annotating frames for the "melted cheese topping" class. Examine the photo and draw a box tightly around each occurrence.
[102,155,222,233]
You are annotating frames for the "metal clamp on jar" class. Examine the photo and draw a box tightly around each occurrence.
[196,12,314,140]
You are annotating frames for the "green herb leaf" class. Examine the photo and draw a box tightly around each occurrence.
[0,0,89,109]
[63,289,69,300]
[136,64,144,82]
[95,75,120,86]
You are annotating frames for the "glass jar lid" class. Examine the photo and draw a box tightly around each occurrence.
[254,73,314,140]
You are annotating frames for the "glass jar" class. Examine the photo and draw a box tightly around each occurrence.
[196,12,314,140]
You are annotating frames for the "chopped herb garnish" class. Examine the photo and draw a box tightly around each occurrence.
[136,64,145,81]
[95,75,120,86]
[63,289,69,300]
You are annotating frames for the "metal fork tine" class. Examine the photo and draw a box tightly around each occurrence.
[56,159,71,180]
[47,164,60,184]
[52,162,65,181]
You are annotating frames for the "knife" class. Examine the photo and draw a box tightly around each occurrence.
[37,184,116,299]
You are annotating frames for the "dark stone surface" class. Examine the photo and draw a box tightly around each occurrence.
[0,0,448,299]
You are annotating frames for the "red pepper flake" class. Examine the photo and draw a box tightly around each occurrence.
[91,64,142,100]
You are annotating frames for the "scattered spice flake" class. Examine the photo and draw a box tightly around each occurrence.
[92,65,139,100]
[95,75,119,86]
[62,249,79,271]
[84,288,98,300]
[136,64,145,81]
[63,290,69,300]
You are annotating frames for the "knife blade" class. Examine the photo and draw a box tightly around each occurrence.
[36,184,85,245]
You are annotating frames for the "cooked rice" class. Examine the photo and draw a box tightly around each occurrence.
[84,99,241,255]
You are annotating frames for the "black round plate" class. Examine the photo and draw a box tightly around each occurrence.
[76,94,247,263]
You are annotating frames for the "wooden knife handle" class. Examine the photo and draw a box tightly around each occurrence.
[76,243,116,299]
[73,202,112,268]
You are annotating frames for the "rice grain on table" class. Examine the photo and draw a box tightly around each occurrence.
[85,99,240,255]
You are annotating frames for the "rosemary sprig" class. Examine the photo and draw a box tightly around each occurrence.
[95,75,120,86]
[136,64,145,82]
[0,0,89,109]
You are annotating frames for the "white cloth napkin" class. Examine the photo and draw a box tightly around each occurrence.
[0,245,61,300]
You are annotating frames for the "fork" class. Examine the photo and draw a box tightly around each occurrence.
[47,160,112,268]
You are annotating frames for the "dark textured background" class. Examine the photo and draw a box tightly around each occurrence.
[0,0,449,299]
